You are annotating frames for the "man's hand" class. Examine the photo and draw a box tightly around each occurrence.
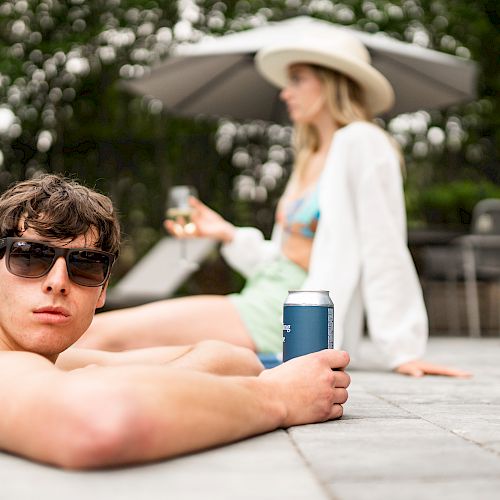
[394,359,472,378]
[259,349,350,428]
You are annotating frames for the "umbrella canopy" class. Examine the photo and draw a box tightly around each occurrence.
[123,16,478,121]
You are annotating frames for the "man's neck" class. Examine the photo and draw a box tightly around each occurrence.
[0,334,58,363]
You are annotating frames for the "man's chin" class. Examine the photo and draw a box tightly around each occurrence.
[21,336,77,360]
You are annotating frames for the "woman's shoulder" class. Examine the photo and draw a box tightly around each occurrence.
[332,121,398,163]
[335,120,389,145]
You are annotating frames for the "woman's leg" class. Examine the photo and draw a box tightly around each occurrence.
[77,295,256,352]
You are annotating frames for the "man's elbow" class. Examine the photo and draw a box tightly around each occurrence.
[50,392,150,470]
[193,340,264,376]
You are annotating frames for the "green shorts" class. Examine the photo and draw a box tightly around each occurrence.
[228,256,307,353]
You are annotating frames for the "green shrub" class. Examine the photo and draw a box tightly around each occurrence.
[408,180,500,228]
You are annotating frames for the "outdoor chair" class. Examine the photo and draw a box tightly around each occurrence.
[421,244,463,334]
[453,199,500,337]
[105,237,216,309]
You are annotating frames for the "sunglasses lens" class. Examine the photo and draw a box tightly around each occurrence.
[9,241,55,277]
[68,250,110,286]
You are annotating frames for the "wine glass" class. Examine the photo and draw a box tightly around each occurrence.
[166,185,199,269]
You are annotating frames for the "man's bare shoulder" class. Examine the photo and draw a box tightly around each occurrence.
[0,351,60,382]
[0,350,57,374]
[0,351,61,455]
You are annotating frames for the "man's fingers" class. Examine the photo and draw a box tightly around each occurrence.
[314,349,350,369]
[332,388,348,405]
[329,404,344,420]
[333,371,351,389]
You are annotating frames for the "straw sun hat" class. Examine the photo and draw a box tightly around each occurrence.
[255,27,395,116]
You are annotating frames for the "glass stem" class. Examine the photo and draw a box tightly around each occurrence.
[180,238,187,261]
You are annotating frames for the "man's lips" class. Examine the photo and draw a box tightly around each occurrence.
[33,307,71,324]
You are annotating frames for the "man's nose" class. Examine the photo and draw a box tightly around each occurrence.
[42,256,70,295]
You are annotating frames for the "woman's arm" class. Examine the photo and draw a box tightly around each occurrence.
[350,124,470,376]
[220,226,282,278]
[164,196,281,278]
[352,124,429,368]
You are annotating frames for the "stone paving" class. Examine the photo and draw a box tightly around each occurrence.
[1,338,499,500]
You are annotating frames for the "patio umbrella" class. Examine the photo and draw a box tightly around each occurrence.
[123,16,478,121]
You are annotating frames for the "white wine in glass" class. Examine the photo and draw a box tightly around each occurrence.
[166,185,199,267]
[165,206,196,235]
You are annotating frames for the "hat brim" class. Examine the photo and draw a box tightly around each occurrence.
[255,46,395,116]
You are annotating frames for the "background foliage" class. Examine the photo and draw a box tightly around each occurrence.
[0,0,498,284]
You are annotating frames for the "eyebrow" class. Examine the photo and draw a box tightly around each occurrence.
[288,65,309,76]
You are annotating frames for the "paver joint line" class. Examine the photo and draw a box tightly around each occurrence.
[362,387,500,459]
[286,427,340,500]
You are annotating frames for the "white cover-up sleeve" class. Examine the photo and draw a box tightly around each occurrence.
[220,226,282,279]
[348,123,428,368]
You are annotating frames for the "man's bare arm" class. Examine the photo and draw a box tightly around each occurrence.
[0,349,349,469]
[56,340,264,376]
[56,345,193,369]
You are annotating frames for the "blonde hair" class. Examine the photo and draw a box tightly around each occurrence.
[291,65,402,180]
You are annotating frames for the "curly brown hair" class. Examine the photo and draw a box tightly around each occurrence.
[0,175,120,257]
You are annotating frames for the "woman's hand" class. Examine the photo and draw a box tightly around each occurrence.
[164,196,236,243]
[394,359,472,378]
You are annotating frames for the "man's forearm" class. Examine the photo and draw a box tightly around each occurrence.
[54,350,348,468]
[59,365,285,468]
[56,341,263,377]
[127,370,285,460]
[55,345,194,370]
[1,363,284,469]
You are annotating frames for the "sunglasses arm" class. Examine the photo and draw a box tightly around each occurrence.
[0,238,6,259]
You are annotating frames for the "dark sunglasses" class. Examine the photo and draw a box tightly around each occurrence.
[0,237,115,287]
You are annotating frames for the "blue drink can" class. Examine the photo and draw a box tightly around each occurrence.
[282,290,334,362]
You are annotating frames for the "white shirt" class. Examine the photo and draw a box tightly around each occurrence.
[221,121,428,368]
